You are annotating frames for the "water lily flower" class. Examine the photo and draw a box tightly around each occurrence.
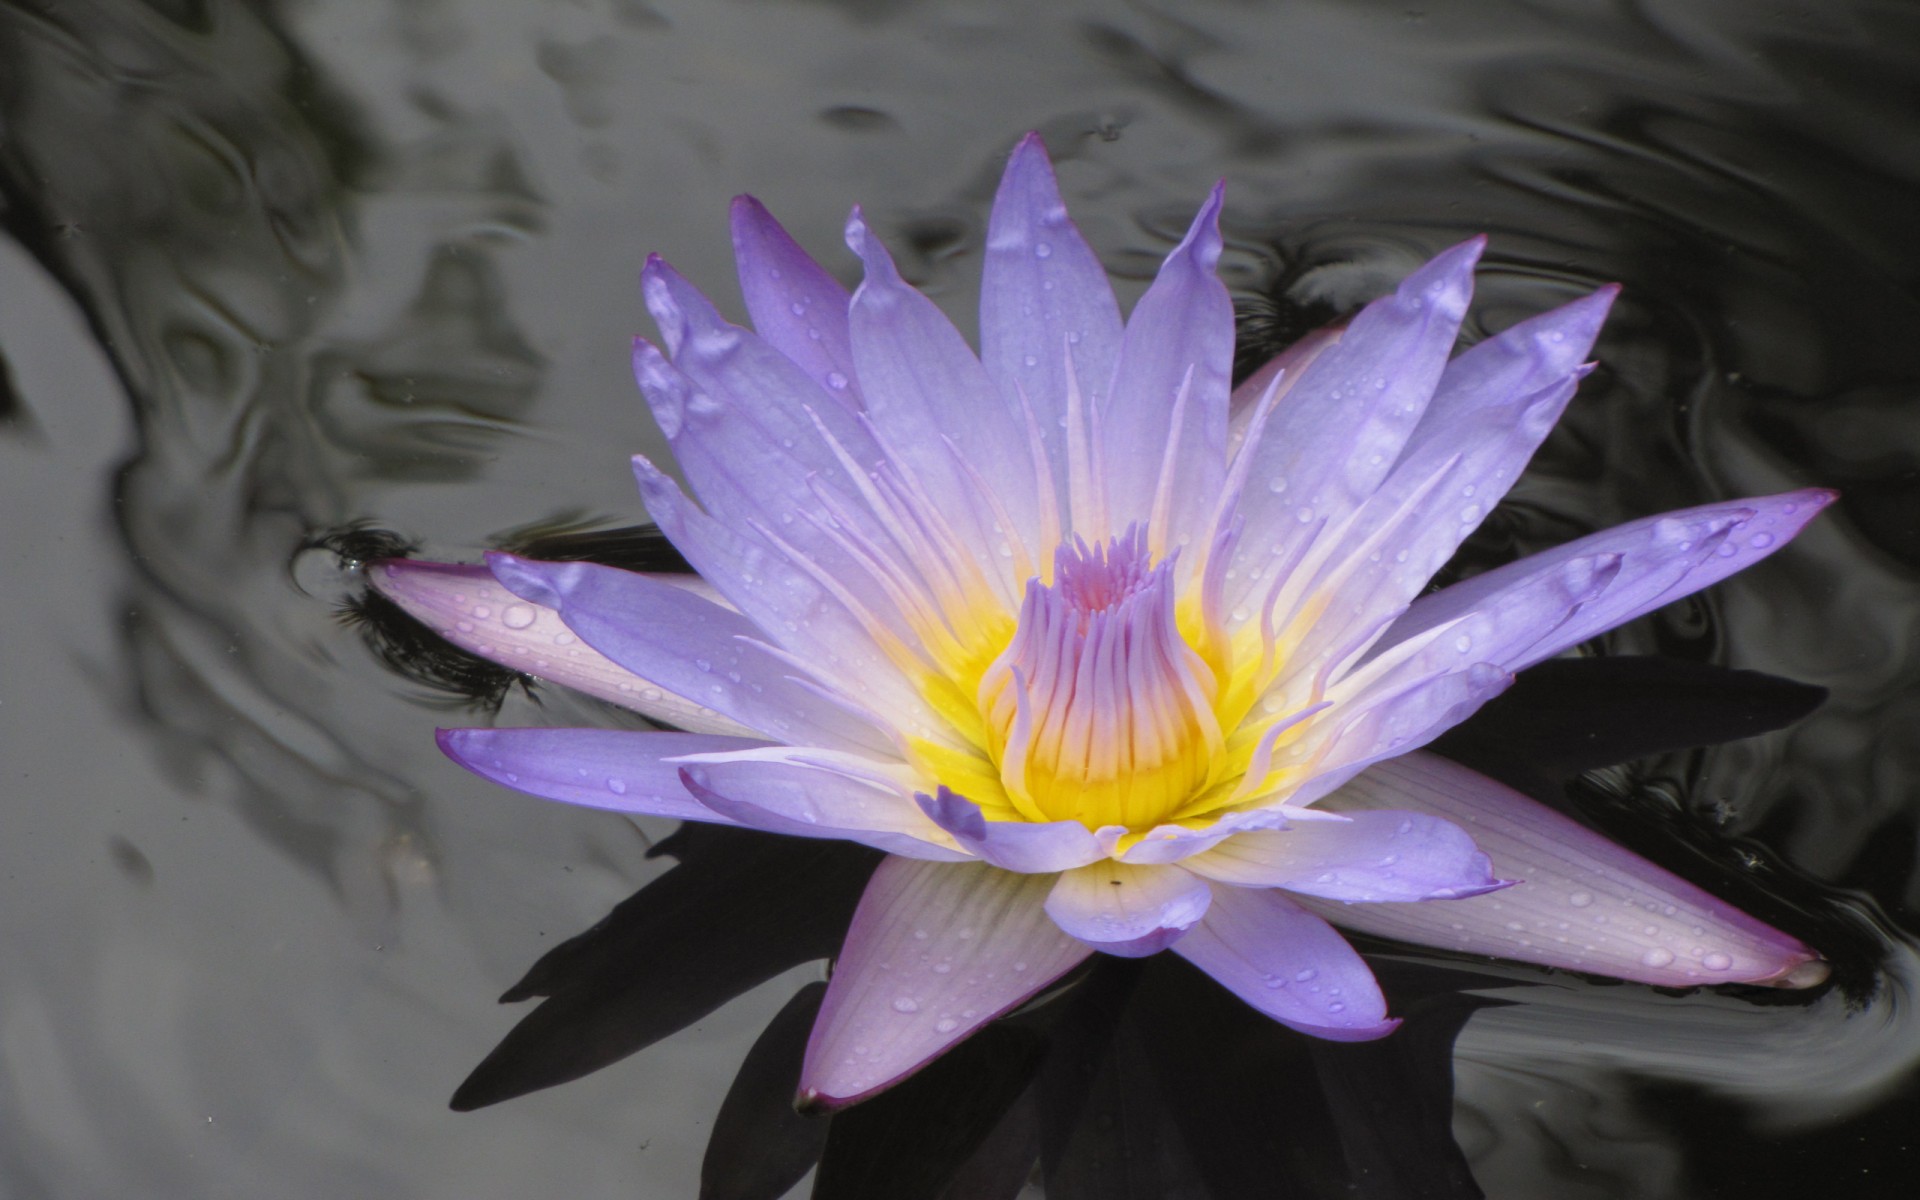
[375,135,1830,1109]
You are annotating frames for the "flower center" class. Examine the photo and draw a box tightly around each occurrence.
[976,527,1225,829]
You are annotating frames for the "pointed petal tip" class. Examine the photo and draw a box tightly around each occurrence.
[1168,180,1227,269]
[843,204,869,248]
[792,1086,837,1116]
[1770,957,1832,990]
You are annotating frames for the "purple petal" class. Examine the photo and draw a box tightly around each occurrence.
[799,858,1091,1109]
[1114,805,1329,866]
[1182,811,1507,902]
[1382,490,1836,671]
[631,271,891,585]
[1410,283,1616,433]
[370,560,754,735]
[1232,239,1482,568]
[1226,326,1343,436]
[437,727,761,820]
[485,552,897,756]
[916,786,1118,873]
[730,195,861,406]
[1172,886,1400,1040]
[980,133,1123,493]
[1099,181,1232,543]
[1254,287,1618,662]
[1341,553,1621,693]
[1293,661,1517,807]
[676,757,971,862]
[845,207,1041,555]
[1301,752,1826,988]
[1044,862,1213,958]
[629,458,962,748]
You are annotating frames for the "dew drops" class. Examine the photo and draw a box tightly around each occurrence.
[1717,541,1739,557]
[1327,1002,1346,1013]
[1267,476,1288,494]
[790,300,807,315]
[456,620,474,633]
[1460,503,1482,523]
[891,996,919,1014]
[935,1017,958,1032]
[1453,634,1473,653]
[1641,947,1675,968]
[606,778,627,795]
[1023,354,1038,368]
[1702,951,1734,971]
[1034,241,1053,258]
[1293,968,1317,982]
[912,929,928,941]
[501,604,535,630]
[1750,532,1775,549]
[826,371,849,390]
[1294,506,1314,523]
[1568,891,1594,908]
[554,631,576,646]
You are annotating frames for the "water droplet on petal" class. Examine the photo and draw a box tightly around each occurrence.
[607,778,627,795]
[1750,532,1775,549]
[826,371,849,390]
[935,1017,958,1032]
[1642,947,1675,968]
[501,604,536,629]
[1702,951,1734,971]
[1035,242,1053,259]
[1568,891,1594,908]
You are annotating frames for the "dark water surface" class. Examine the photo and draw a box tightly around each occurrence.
[2,0,1918,1196]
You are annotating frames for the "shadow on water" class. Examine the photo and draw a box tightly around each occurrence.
[2,0,1919,1196]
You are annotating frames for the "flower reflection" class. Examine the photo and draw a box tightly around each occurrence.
[375,135,1828,1109]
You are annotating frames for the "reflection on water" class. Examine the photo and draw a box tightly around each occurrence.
[1,0,1916,1196]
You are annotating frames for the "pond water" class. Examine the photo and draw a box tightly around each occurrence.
[2,0,1917,1196]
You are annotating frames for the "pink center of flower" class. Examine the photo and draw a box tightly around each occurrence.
[976,527,1226,829]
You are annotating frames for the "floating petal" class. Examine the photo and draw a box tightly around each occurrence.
[1045,860,1213,957]
[799,857,1089,1109]
[437,727,761,821]
[1302,752,1825,987]
[1173,886,1400,1040]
